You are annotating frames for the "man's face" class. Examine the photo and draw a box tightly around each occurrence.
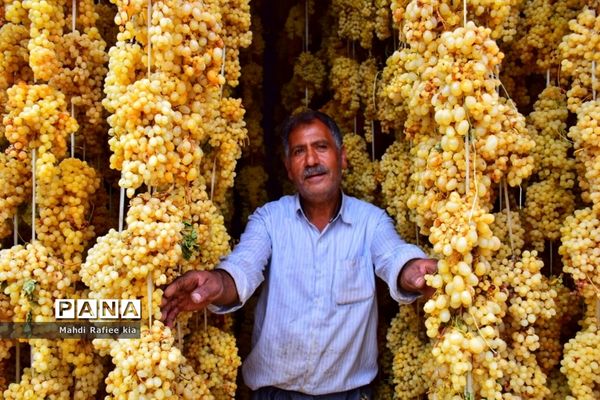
[284,120,347,204]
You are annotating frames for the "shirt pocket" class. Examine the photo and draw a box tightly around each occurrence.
[334,256,375,305]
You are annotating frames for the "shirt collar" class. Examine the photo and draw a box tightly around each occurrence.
[293,191,352,225]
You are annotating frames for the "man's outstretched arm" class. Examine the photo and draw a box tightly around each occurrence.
[160,269,239,328]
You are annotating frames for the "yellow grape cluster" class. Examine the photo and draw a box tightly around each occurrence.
[3,0,30,24]
[431,23,534,189]
[4,339,72,399]
[428,323,505,399]
[374,0,391,40]
[376,50,410,133]
[200,97,248,211]
[332,0,376,49]
[358,58,378,123]
[568,100,600,207]
[206,0,252,87]
[512,0,584,73]
[67,0,98,32]
[36,158,100,265]
[561,323,600,400]
[0,148,31,241]
[490,251,556,331]
[342,132,377,202]
[524,180,575,252]
[60,339,105,400]
[184,324,241,399]
[380,140,416,242]
[469,0,519,42]
[490,209,524,259]
[282,51,326,112]
[104,0,227,196]
[0,332,13,389]
[523,86,576,248]
[106,71,205,197]
[283,1,315,40]
[498,339,550,400]
[51,27,108,153]
[527,86,575,187]
[98,321,213,399]
[22,0,66,82]
[0,242,73,323]
[168,180,231,271]
[3,82,78,187]
[0,22,32,137]
[577,285,599,331]
[330,56,360,119]
[386,305,430,399]
[559,7,600,113]
[546,369,573,400]
[560,207,600,289]
[416,192,500,262]
[81,193,183,307]
[535,278,579,373]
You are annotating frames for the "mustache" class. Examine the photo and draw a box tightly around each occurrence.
[303,165,328,178]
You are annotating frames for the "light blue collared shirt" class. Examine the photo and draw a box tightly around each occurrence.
[209,193,426,395]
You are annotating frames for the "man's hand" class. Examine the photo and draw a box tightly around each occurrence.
[160,270,227,328]
[399,258,438,298]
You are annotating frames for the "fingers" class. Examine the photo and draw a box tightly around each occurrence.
[401,258,439,296]
[163,304,179,328]
[417,259,437,275]
[163,272,199,298]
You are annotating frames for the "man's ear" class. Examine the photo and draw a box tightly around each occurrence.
[341,146,348,170]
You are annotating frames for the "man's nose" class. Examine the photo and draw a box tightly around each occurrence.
[305,147,318,166]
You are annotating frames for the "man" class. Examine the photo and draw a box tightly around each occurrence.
[161,110,437,399]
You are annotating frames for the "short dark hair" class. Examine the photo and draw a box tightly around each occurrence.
[281,110,343,157]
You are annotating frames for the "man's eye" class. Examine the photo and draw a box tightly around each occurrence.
[293,148,304,156]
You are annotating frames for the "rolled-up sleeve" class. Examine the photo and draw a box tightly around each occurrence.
[208,205,273,314]
[372,211,427,304]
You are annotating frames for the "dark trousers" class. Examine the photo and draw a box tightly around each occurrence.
[252,384,372,400]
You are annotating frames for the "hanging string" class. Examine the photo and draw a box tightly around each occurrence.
[304,0,309,53]
[16,341,21,381]
[593,60,597,101]
[70,0,76,157]
[465,135,470,195]
[370,120,375,161]
[549,240,553,276]
[518,185,522,209]
[14,213,20,382]
[31,149,36,241]
[220,46,227,99]
[146,0,153,329]
[546,69,550,88]
[503,179,515,259]
[118,187,125,233]
[13,214,18,246]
